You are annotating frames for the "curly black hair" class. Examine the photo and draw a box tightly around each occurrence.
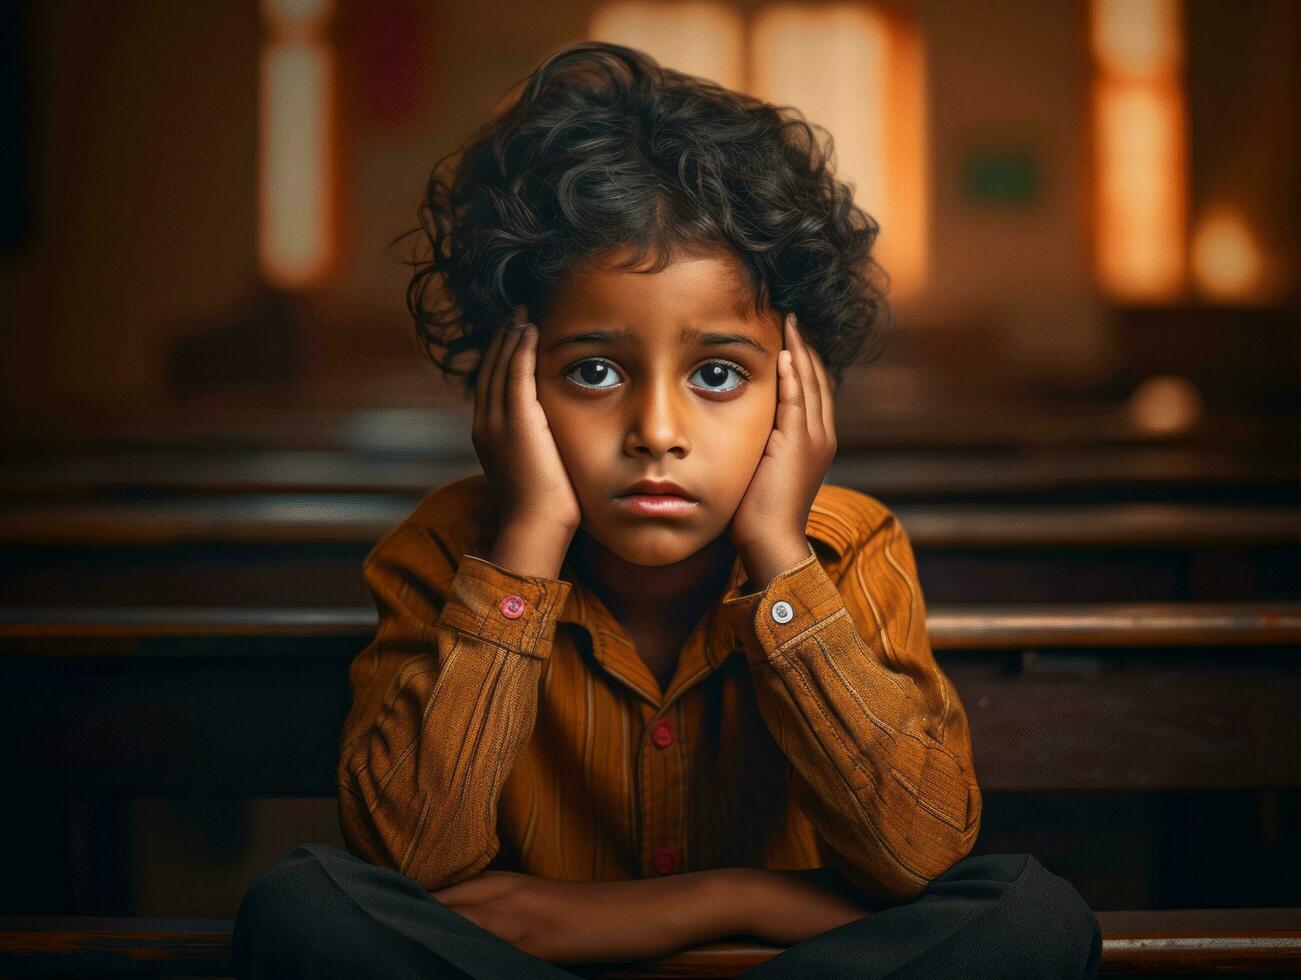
[398,39,892,397]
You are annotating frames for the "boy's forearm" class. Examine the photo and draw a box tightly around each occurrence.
[616,868,757,951]
[741,866,877,945]
[513,866,872,965]
[514,868,758,965]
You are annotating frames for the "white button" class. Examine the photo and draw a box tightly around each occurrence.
[771,600,794,624]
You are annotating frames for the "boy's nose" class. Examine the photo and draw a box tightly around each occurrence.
[624,390,689,458]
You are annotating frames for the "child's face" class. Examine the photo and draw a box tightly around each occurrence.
[534,244,783,568]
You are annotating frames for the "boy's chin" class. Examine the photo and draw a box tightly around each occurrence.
[585,525,731,569]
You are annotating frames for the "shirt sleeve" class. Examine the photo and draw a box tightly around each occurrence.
[336,522,573,893]
[718,512,981,905]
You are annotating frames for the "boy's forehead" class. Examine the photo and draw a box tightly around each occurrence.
[552,245,761,323]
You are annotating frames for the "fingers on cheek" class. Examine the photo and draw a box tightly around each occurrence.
[784,350,799,387]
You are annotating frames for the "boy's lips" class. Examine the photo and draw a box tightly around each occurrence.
[614,494,698,517]
[618,478,694,498]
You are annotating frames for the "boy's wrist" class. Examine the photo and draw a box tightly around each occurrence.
[735,534,816,593]
[488,520,575,580]
[717,866,876,948]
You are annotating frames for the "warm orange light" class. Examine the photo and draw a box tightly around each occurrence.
[259,0,336,290]
[1191,205,1265,302]
[588,1,745,90]
[1089,0,1186,302]
[1128,374,1202,435]
[750,6,927,301]
[259,40,335,289]
[1090,0,1180,79]
[1093,77,1186,300]
[883,16,927,303]
[262,0,333,35]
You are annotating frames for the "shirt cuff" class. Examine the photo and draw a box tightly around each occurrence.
[718,549,845,668]
[434,553,574,660]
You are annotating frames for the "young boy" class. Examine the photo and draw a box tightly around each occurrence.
[233,41,1101,979]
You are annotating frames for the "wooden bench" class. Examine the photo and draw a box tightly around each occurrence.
[1,908,1298,976]
[3,602,1299,794]
[5,497,1300,549]
[4,443,1300,502]
[4,496,1298,606]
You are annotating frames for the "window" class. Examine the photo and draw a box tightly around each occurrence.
[1089,0,1187,302]
[259,0,337,289]
[589,1,745,90]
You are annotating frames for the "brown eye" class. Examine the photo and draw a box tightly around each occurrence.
[564,358,622,390]
[690,360,750,393]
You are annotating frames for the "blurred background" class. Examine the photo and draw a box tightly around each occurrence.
[3,0,1299,441]
[1,0,1299,960]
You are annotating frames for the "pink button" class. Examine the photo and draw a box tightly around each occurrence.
[499,595,525,619]
[650,719,674,748]
[651,847,678,874]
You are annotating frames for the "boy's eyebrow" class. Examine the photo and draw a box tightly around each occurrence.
[545,326,771,355]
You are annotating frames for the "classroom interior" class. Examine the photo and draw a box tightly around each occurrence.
[1,0,1299,976]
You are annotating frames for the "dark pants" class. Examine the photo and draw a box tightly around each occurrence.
[232,843,1101,979]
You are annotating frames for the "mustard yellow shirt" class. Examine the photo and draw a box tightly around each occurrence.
[337,473,981,907]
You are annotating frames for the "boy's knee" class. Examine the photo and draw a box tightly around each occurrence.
[1000,854,1101,980]
[232,844,341,974]
[237,844,328,919]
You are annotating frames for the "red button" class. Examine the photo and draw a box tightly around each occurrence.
[651,847,678,874]
[650,719,674,748]
[499,595,525,619]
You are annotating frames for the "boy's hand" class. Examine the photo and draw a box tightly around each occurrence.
[473,304,583,538]
[728,313,838,586]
